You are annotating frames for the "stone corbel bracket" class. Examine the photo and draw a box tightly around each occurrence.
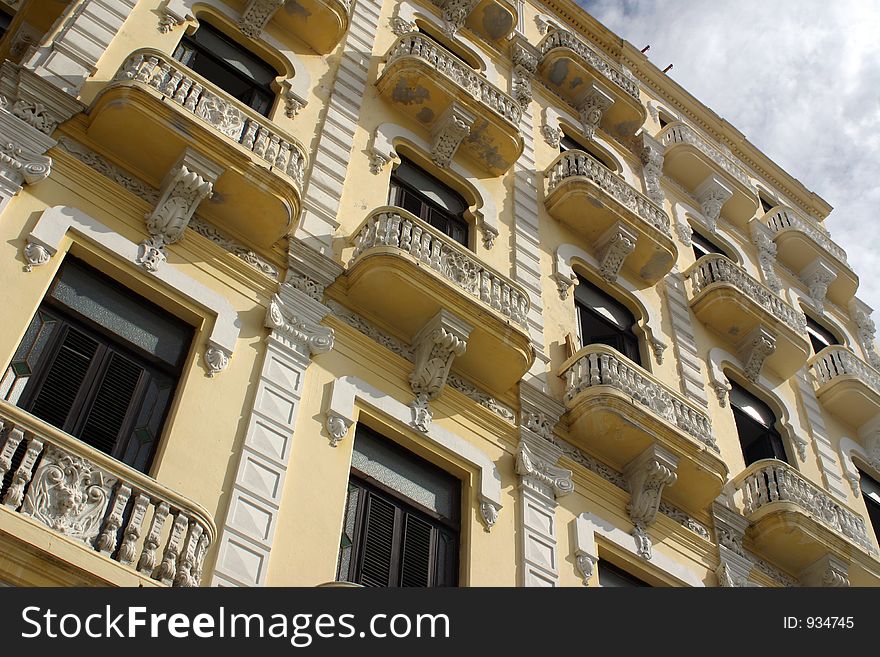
[639,131,666,207]
[577,82,614,141]
[515,440,573,499]
[624,444,678,560]
[850,298,880,370]
[750,220,782,294]
[238,0,286,39]
[138,148,223,272]
[712,500,754,587]
[23,206,240,377]
[430,103,475,169]
[737,324,777,383]
[510,38,539,109]
[408,310,472,432]
[694,175,733,233]
[266,291,335,357]
[800,257,836,314]
[596,221,637,284]
[436,0,480,37]
[324,375,503,530]
[799,554,850,587]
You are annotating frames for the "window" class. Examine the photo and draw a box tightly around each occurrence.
[559,132,615,171]
[3,259,192,473]
[729,383,787,466]
[691,230,727,261]
[337,425,460,587]
[759,194,775,214]
[389,158,469,248]
[805,315,839,355]
[598,559,650,587]
[416,22,482,71]
[574,276,641,366]
[173,22,277,116]
[858,469,880,541]
[0,10,12,42]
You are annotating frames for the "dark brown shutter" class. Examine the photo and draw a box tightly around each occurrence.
[79,352,145,456]
[358,493,397,587]
[400,513,432,587]
[29,327,99,429]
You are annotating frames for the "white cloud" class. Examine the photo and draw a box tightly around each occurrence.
[580,0,880,316]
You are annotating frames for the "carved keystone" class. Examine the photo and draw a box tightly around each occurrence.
[800,258,837,313]
[737,325,777,382]
[577,83,614,141]
[799,554,850,587]
[695,175,733,233]
[139,148,223,271]
[238,0,286,38]
[408,310,472,431]
[430,103,475,169]
[624,444,678,560]
[596,221,637,284]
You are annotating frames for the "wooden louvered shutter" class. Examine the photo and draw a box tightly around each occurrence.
[27,326,100,431]
[400,513,432,587]
[358,493,398,587]
[78,351,145,457]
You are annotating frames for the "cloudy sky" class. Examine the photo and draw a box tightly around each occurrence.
[579,0,880,315]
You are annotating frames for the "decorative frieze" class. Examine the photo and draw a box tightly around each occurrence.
[737,325,777,383]
[624,445,678,560]
[408,310,472,432]
[596,221,637,284]
[138,148,222,272]
[694,175,733,233]
[577,84,614,141]
[800,258,837,313]
[430,103,475,169]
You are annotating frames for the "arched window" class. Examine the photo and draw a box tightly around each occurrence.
[690,228,728,261]
[559,131,617,172]
[804,314,840,355]
[574,276,641,366]
[729,382,787,466]
[389,157,470,248]
[336,424,460,587]
[173,22,278,116]
[858,468,880,541]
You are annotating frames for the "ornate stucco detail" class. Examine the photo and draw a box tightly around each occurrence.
[430,103,475,169]
[283,90,306,118]
[157,9,185,33]
[553,270,577,300]
[850,300,880,370]
[238,0,286,38]
[516,441,574,498]
[0,136,51,187]
[511,41,538,109]
[0,63,84,135]
[541,123,561,148]
[408,311,471,431]
[57,136,158,203]
[577,83,614,141]
[188,217,278,277]
[23,241,50,271]
[650,339,666,365]
[436,0,480,37]
[535,15,550,35]
[737,325,777,383]
[479,500,500,531]
[712,378,732,407]
[325,410,353,447]
[522,411,556,443]
[138,149,222,271]
[479,216,498,250]
[712,501,754,587]
[368,150,391,174]
[624,445,679,560]
[389,17,417,36]
[659,121,752,189]
[799,554,850,587]
[675,217,693,246]
[751,221,782,294]
[596,221,637,284]
[639,133,665,207]
[204,345,231,377]
[800,258,837,313]
[266,292,335,356]
[694,175,733,233]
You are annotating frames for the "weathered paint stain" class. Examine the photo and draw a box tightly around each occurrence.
[480,5,513,40]
[392,78,429,105]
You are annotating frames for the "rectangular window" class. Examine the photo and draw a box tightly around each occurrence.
[337,425,460,587]
[598,559,650,587]
[1,259,192,473]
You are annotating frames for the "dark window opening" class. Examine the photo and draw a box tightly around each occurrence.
[805,315,839,355]
[574,276,641,366]
[759,194,775,214]
[389,157,469,248]
[859,469,880,541]
[658,114,670,130]
[729,383,787,466]
[10,259,192,474]
[0,10,12,42]
[598,559,650,587]
[337,425,460,587]
[559,133,614,171]
[691,230,727,261]
[173,22,277,116]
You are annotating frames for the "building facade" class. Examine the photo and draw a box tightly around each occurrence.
[0,0,877,588]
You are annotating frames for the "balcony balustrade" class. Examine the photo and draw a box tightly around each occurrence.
[811,346,880,428]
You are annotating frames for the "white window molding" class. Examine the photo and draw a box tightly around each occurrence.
[325,375,503,531]
[371,123,499,249]
[23,205,240,376]
[554,243,666,365]
[571,513,705,587]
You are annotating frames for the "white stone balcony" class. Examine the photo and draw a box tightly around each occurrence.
[658,121,758,226]
[239,0,352,54]
[376,33,523,174]
[762,205,857,307]
[560,344,728,512]
[536,29,645,136]
[84,49,308,248]
[811,346,880,428]
[336,206,533,393]
[688,254,810,379]
[544,149,676,284]
[732,459,878,581]
[0,401,215,587]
